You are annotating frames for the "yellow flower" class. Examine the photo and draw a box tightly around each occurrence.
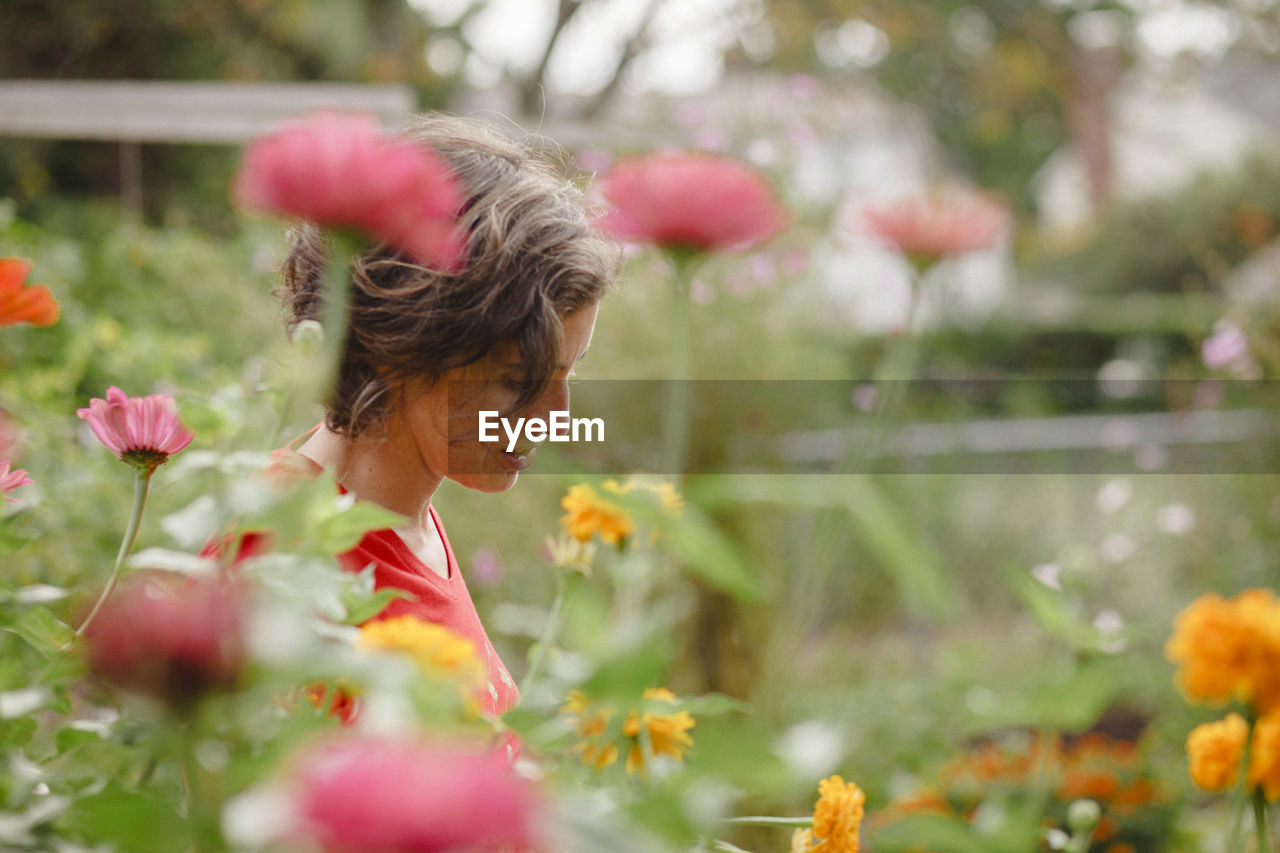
[809,775,865,853]
[560,689,619,770]
[790,828,814,853]
[358,616,486,694]
[560,483,634,546]
[1248,711,1280,801]
[622,687,696,775]
[545,531,597,576]
[1186,712,1247,792]
[602,477,685,516]
[1165,589,1280,712]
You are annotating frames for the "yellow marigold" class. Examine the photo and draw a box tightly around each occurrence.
[1186,712,1247,791]
[810,775,865,853]
[1248,711,1280,801]
[560,689,619,770]
[790,828,814,853]
[622,687,696,775]
[560,483,634,545]
[358,616,486,693]
[1165,589,1280,712]
[545,531,597,576]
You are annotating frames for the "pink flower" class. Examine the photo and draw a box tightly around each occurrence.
[84,572,246,709]
[233,112,467,271]
[860,189,1010,267]
[1202,320,1259,378]
[598,152,787,255]
[0,459,32,503]
[291,734,542,853]
[77,386,194,474]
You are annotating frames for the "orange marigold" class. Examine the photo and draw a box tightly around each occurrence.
[1165,589,1280,712]
[810,775,865,853]
[1186,712,1247,791]
[1248,711,1280,802]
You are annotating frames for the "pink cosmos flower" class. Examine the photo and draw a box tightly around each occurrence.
[291,734,542,853]
[77,386,194,474]
[84,572,246,710]
[0,459,32,503]
[598,152,786,255]
[860,189,1010,267]
[233,112,468,271]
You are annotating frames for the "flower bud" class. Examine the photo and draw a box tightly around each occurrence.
[1066,798,1101,836]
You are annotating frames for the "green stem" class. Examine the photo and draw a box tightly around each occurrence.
[75,470,151,637]
[661,256,694,479]
[522,570,571,694]
[724,816,814,828]
[1254,785,1271,853]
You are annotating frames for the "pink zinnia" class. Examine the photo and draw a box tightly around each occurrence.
[233,112,468,271]
[860,189,1010,267]
[84,572,246,710]
[0,459,32,503]
[292,734,542,853]
[77,386,194,474]
[598,152,787,255]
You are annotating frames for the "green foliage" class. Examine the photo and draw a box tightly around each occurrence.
[1035,149,1280,295]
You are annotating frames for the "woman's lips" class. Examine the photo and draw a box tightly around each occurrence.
[499,448,533,471]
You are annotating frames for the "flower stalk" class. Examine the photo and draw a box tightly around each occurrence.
[522,569,577,694]
[75,469,151,637]
[661,255,695,478]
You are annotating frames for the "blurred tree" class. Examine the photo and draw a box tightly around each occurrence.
[741,0,1140,215]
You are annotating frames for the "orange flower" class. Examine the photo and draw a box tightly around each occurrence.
[1165,589,1280,712]
[358,616,487,696]
[1186,713,1247,791]
[0,258,59,327]
[1248,711,1280,802]
[810,775,865,853]
[622,687,696,775]
[560,689,619,770]
[560,482,634,546]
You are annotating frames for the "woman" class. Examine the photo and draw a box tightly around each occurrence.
[277,115,618,717]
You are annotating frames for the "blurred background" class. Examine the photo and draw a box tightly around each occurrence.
[3,0,1280,847]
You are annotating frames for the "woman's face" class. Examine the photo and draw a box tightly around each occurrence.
[395,302,600,493]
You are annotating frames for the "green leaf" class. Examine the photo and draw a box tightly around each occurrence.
[657,506,761,601]
[6,606,74,657]
[340,586,412,625]
[312,497,406,554]
[0,715,37,750]
[686,475,960,621]
[676,692,749,717]
[870,814,1002,853]
[58,784,188,853]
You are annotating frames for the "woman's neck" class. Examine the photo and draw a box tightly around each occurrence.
[295,423,442,530]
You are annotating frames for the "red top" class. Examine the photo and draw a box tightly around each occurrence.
[217,446,520,720]
[336,503,520,718]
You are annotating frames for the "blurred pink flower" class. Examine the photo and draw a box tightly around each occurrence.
[292,734,541,853]
[84,572,246,709]
[0,459,32,503]
[598,152,786,255]
[1202,320,1259,378]
[860,189,1010,267]
[77,386,194,474]
[233,112,467,271]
